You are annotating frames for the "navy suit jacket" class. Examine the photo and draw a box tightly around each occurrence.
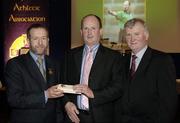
[116,47,178,123]
[5,52,62,123]
[62,44,124,123]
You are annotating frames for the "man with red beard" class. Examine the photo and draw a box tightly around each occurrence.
[5,24,64,123]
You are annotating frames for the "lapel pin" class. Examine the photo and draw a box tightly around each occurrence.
[48,68,54,75]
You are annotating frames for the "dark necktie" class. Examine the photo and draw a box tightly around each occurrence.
[130,55,137,78]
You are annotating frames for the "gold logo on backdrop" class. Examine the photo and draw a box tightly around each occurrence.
[9,34,29,58]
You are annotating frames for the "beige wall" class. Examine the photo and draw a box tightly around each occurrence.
[147,0,180,53]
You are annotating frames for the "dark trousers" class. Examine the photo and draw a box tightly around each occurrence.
[78,109,94,123]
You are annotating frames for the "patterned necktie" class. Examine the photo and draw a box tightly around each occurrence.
[37,57,46,80]
[130,55,137,78]
[81,49,93,110]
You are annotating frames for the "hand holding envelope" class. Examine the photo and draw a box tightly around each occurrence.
[46,84,64,99]
[57,84,94,98]
[57,84,81,94]
[73,84,94,98]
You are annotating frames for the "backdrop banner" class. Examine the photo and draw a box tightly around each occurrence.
[3,0,49,62]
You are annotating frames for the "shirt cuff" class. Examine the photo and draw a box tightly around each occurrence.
[44,90,48,103]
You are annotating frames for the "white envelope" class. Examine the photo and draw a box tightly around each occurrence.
[57,84,81,94]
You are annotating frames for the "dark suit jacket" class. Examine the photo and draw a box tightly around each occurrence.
[4,52,62,123]
[62,44,124,123]
[115,47,178,123]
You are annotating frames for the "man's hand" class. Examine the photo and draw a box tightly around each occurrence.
[46,84,64,99]
[73,84,94,98]
[65,102,80,123]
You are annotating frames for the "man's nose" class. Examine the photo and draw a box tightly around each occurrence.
[38,38,43,45]
[87,29,92,34]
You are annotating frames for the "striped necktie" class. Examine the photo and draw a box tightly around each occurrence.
[80,48,93,110]
[130,55,137,78]
[37,57,46,80]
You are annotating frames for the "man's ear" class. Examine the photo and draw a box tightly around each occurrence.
[146,32,149,41]
[100,28,103,36]
[145,31,149,41]
[80,29,82,37]
[27,38,30,45]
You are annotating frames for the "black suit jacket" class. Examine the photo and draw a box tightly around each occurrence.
[5,53,62,123]
[116,47,178,123]
[62,44,124,123]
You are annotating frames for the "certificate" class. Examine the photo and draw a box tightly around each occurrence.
[57,84,81,94]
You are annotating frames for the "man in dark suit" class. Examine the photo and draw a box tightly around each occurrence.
[115,18,178,123]
[62,14,124,123]
[4,24,64,123]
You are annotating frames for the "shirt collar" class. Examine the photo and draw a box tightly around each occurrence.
[132,45,148,60]
[84,43,100,52]
[29,51,45,62]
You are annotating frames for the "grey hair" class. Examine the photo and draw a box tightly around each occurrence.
[124,18,148,33]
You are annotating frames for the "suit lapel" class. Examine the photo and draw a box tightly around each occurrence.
[74,46,83,80]
[25,53,46,89]
[45,56,57,87]
[133,47,152,79]
[90,45,105,75]
[125,53,131,79]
